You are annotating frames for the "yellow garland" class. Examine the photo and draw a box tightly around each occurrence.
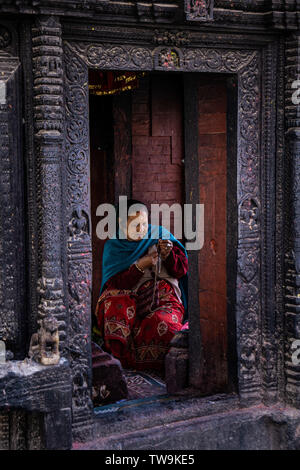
[89,84,138,96]
[89,72,147,96]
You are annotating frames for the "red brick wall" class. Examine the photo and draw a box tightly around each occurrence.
[198,77,228,392]
[131,74,184,237]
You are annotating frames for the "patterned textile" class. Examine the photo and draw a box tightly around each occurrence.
[95,279,184,372]
[135,277,159,319]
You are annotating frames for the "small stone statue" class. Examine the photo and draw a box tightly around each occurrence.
[29,315,60,365]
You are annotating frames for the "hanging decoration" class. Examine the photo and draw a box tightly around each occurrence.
[89,70,147,96]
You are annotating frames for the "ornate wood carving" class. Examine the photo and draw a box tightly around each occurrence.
[64,42,93,440]
[0,413,9,450]
[284,33,300,408]
[64,39,269,404]
[0,22,26,359]
[1,1,300,30]
[185,0,214,22]
[31,16,66,357]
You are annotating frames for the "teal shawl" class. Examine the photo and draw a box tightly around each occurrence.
[100,224,188,320]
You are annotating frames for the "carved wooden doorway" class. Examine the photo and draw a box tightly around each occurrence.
[89,70,235,400]
[64,41,270,434]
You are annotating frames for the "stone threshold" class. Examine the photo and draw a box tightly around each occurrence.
[74,400,300,450]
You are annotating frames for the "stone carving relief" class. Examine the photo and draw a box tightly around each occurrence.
[185,0,214,21]
[29,315,60,365]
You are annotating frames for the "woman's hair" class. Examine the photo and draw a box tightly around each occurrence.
[116,198,148,228]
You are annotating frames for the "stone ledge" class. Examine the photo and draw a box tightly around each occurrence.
[91,392,239,440]
[74,403,300,450]
[0,358,71,412]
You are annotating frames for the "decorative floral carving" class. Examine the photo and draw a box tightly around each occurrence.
[66,86,87,116]
[131,48,152,68]
[67,146,88,175]
[66,119,88,145]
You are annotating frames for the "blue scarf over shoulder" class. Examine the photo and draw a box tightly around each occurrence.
[100,224,188,320]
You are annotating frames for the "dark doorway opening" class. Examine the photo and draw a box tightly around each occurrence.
[89,70,237,408]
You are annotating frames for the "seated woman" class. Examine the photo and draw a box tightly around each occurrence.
[94,199,188,374]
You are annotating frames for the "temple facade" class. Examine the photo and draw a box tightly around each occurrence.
[1,0,300,450]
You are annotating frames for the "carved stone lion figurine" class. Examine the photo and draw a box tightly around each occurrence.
[29,315,60,365]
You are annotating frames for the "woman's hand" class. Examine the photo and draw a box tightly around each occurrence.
[158,239,173,261]
[136,251,158,271]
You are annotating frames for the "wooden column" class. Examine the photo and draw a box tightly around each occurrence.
[32,16,66,349]
[184,74,203,388]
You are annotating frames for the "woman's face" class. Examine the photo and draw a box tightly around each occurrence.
[125,210,148,241]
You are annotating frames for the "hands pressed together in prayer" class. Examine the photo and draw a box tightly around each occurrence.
[135,239,173,272]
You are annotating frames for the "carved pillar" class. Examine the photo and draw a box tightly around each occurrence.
[31,16,66,352]
[284,33,300,407]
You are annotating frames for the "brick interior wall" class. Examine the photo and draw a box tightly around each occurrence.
[131,74,184,237]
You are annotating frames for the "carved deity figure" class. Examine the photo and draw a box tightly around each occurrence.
[29,315,60,365]
[185,0,212,20]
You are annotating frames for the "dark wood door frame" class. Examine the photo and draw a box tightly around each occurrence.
[61,36,280,438]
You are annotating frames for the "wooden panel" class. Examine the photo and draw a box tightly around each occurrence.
[184,74,203,387]
[198,76,228,393]
[89,94,114,315]
[113,91,132,202]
